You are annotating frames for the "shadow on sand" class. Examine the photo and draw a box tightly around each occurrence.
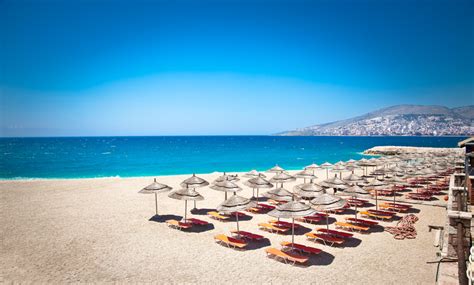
[149,214,183,223]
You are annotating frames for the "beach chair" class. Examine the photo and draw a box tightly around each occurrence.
[187,218,210,226]
[359,211,392,221]
[269,220,301,229]
[265,247,309,266]
[305,232,344,246]
[335,221,369,232]
[231,230,264,241]
[379,203,408,212]
[207,211,231,221]
[258,223,289,234]
[297,215,322,224]
[346,217,378,227]
[166,219,193,230]
[316,228,353,239]
[280,241,322,255]
[214,234,247,249]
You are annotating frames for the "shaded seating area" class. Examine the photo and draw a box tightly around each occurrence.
[166,219,193,230]
[207,211,231,221]
[265,247,309,266]
[280,241,322,255]
[359,211,392,221]
[258,223,290,234]
[214,234,248,249]
[345,217,378,227]
[335,221,369,232]
[305,232,345,246]
[187,218,210,226]
[231,230,264,241]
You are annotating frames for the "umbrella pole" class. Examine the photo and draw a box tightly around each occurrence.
[326,214,329,230]
[236,213,240,238]
[375,190,378,210]
[225,191,228,200]
[184,200,187,223]
[291,218,295,248]
[155,192,158,215]
[326,169,329,179]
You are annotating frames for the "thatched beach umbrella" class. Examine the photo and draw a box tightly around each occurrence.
[210,179,242,200]
[337,185,371,219]
[310,194,347,229]
[263,187,294,202]
[321,162,333,179]
[267,164,285,173]
[214,172,239,183]
[305,163,320,174]
[244,176,273,201]
[138,178,173,215]
[293,182,324,199]
[243,170,266,178]
[268,201,315,246]
[331,164,348,179]
[270,172,296,189]
[168,188,204,222]
[343,173,366,185]
[295,169,317,183]
[386,176,408,205]
[217,195,256,236]
[181,174,209,209]
[321,175,349,191]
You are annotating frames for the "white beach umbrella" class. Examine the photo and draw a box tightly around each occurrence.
[210,179,242,200]
[180,174,209,209]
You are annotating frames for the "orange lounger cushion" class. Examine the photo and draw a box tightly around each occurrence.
[258,223,289,234]
[335,221,369,232]
[231,230,264,241]
[305,232,344,246]
[166,219,193,230]
[316,228,353,239]
[359,211,392,220]
[207,211,230,221]
[280,241,322,255]
[214,234,247,249]
[265,247,309,265]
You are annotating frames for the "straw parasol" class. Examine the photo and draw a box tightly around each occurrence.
[138,178,173,216]
[168,188,204,222]
[181,174,209,209]
[386,176,408,205]
[305,163,320,174]
[217,195,256,237]
[320,175,349,191]
[270,172,296,188]
[331,164,348,179]
[310,194,347,229]
[214,172,239,183]
[293,182,324,199]
[268,201,315,247]
[210,179,242,200]
[243,170,266,178]
[337,185,371,219]
[244,176,273,201]
[295,169,317,183]
[263,187,294,202]
[320,162,333,179]
[267,164,285,173]
[343,173,366,185]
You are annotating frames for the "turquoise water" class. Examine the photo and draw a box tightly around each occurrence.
[0,136,465,179]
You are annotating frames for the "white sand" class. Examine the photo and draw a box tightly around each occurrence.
[0,169,446,284]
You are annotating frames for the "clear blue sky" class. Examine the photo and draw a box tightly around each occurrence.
[1,0,473,136]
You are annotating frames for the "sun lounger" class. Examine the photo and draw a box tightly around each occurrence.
[230,211,247,218]
[384,202,411,209]
[257,203,276,210]
[346,217,378,226]
[368,209,395,216]
[231,230,264,241]
[265,247,309,265]
[406,193,432,201]
[316,228,353,239]
[280,241,322,255]
[359,211,392,221]
[347,200,365,207]
[166,219,193,230]
[214,234,247,249]
[305,232,345,246]
[269,220,301,229]
[297,215,322,224]
[335,221,369,232]
[207,211,231,221]
[187,218,210,226]
[258,223,289,234]
[379,204,408,212]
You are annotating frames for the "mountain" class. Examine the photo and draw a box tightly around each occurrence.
[278,104,474,136]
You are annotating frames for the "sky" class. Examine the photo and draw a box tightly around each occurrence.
[0,0,473,136]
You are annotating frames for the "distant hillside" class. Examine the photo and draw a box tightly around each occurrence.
[278,105,474,136]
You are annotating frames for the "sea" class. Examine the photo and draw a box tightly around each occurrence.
[0,136,466,179]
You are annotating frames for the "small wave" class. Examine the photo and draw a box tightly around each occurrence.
[101,152,111,155]
[296,157,304,160]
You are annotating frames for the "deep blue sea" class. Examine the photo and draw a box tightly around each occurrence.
[0,136,466,179]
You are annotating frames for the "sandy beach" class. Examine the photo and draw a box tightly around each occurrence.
[0,167,448,284]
